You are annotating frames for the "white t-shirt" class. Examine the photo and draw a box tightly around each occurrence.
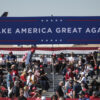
[40,57,48,65]
[27,74,34,86]
[68,57,75,62]
[81,76,86,83]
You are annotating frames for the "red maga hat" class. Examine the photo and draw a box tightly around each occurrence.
[31,49,35,53]
[32,87,36,90]
[40,65,43,68]
[53,54,56,56]
[1,54,4,57]
[82,88,87,92]
[9,51,12,54]
[75,69,79,73]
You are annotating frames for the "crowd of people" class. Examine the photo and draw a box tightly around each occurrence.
[0,48,100,100]
[0,49,50,99]
[54,50,100,100]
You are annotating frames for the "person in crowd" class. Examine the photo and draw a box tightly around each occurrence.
[6,69,13,97]
[78,72,87,84]
[10,64,18,82]
[64,68,74,88]
[91,79,99,91]
[24,85,29,98]
[53,60,59,74]
[40,55,48,67]
[30,86,37,97]
[34,69,40,82]
[51,95,58,100]
[20,69,27,87]
[27,69,36,89]
[8,83,14,98]
[39,66,49,92]
[33,60,40,70]
[73,69,80,82]
[12,81,20,97]
[88,82,93,96]
[56,81,64,98]
[18,89,27,100]
[62,66,68,85]
[73,81,81,98]
[0,66,4,85]
[78,56,85,67]
[76,63,83,72]
[65,68,74,80]
[25,49,35,69]
[50,54,57,73]
[0,54,6,67]
[6,51,17,69]
[0,85,7,97]
[78,91,90,100]
[65,80,73,98]
[56,53,66,73]
[61,61,67,73]
[86,53,95,67]
[21,53,28,69]
[85,64,94,77]
[80,81,88,91]
[68,52,75,65]
[33,89,42,100]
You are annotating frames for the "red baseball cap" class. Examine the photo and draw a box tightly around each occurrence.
[1,54,4,57]
[32,87,36,90]
[75,69,79,73]
[31,49,35,53]
[82,88,87,92]
[40,65,43,68]
[53,54,56,56]
[9,51,12,54]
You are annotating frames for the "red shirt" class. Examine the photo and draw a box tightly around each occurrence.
[58,57,63,61]
[11,70,18,81]
[58,57,66,62]
[65,73,70,81]
[11,70,18,76]
[65,72,74,81]
[20,75,26,82]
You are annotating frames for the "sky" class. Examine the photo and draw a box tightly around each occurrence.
[0,0,100,17]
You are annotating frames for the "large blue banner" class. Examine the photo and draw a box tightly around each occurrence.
[0,16,100,44]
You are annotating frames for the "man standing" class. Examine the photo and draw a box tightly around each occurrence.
[6,51,17,69]
[6,69,13,97]
[18,89,27,100]
[40,55,48,67]
[13,81,20,97]
[0,54,6,67]
[25,49,35,69]
[56,81,64,98]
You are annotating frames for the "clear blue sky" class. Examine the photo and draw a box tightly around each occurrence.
[0,0,100,17]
